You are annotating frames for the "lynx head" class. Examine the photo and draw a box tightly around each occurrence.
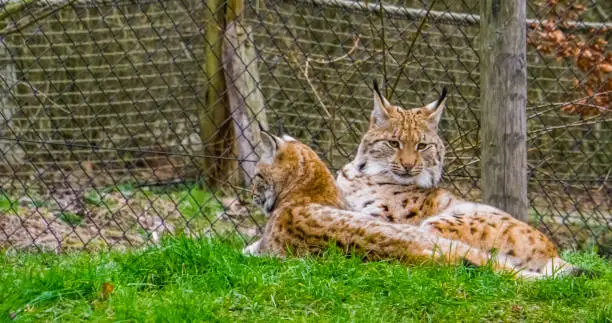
[353,81,448,188]
[252,130,341,215]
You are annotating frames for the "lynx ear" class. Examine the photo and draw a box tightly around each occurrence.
[424,87,447,128]
[258,125,283,164]
[370,80,393,128]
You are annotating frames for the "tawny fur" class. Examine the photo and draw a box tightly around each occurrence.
[244,132,537,279]
[336,83,579,277]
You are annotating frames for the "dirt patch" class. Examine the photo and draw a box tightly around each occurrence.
[0,190,264,252]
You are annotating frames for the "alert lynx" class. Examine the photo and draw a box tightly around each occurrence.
[336,81,581,277]
[243,130,533,277]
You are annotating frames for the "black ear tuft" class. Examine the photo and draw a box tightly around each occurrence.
[373,79,383,99]
[257,122,266,133]
[440,87,448,100]
[436,87,448,108]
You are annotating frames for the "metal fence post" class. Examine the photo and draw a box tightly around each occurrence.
[479,0,528,221]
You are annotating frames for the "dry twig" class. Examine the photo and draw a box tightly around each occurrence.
[296,36,360,117]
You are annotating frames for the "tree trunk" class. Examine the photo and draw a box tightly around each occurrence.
[223,21,267,186]
[479,0,528,221]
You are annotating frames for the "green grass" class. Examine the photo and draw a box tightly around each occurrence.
[0,192,18,213]
[1,238,611,322]
[170,186,224,220]
[55,212,84,226]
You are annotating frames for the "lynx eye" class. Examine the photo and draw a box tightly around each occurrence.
[387,140,401,149]
[253,173,266,185]
[416,143,429,151]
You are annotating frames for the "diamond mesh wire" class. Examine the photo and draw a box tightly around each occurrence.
[0,0,609,253]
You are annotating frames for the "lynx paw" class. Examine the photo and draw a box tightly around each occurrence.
[242,239,262,256]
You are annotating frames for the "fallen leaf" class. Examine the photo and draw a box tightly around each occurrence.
[101,282,115,300]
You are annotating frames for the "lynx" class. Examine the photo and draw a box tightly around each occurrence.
[243,129,539,279]
[336,81,581,277]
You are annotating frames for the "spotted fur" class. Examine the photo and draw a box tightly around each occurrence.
[336,82,581,277]
[244,131,535,278]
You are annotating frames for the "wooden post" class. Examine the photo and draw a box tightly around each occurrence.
[0,15,25,166]
[199,0,237,189]
[223,0,268,186]
[479,0,528,221]
[226,0,244,23]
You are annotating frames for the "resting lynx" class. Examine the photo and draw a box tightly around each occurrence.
[243,130,534,277]
[336,81,580,277]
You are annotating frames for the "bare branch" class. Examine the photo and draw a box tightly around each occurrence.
[299,36,360,118]
[528,91,612,110]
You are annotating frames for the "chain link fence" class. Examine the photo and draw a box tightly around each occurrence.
[0,0,610,254]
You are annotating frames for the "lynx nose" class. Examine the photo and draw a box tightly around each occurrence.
[401,162,414,171]
[398,152,417,173]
